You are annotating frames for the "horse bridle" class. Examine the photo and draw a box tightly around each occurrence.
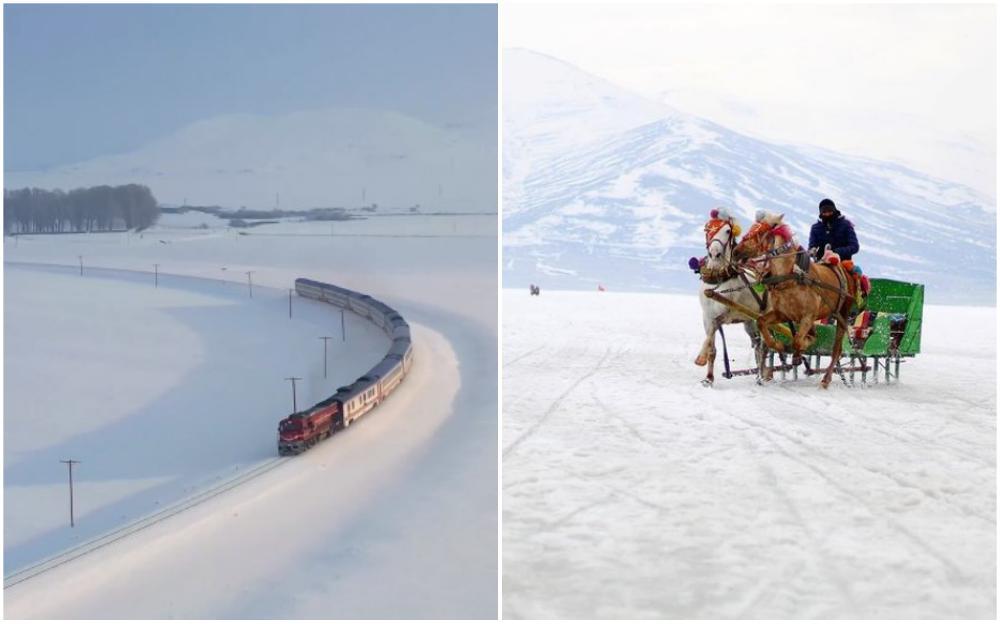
[738,223,796,276]
[705,220,735,261]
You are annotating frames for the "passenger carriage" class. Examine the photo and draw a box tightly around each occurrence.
[278,279,415,453]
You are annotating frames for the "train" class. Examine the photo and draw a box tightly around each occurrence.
[277,278,414,455]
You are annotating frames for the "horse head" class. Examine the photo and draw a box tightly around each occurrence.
[703,208,740,267]
[734,211,790,263]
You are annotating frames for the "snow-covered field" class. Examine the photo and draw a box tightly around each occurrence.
[4,212,497,618]
[502,289,995,619]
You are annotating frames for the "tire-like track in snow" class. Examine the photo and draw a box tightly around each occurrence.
[3,457,290,589]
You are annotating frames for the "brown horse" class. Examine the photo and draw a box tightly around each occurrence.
[733,212,857,388]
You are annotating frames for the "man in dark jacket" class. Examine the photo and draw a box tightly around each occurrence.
[809,198,859,261]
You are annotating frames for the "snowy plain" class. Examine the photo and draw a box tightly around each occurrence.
[4,212,497,618]
[502,289,995,619]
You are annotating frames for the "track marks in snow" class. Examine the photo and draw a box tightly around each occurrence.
[503,291,995,619]
[739,428,861,616]
[754,425,969,584]
[502,344,546,368]
[591,391,655,447]
[734,411,974,582]
[502,346,616,459]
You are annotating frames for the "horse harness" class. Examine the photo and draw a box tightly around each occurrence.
[761,261,854,325]
[699,262,740,284]
[742,222,855,320]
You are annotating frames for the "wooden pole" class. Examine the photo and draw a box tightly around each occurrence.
[60,460,80,527]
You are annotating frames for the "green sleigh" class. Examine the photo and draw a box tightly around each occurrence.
[771,277,924,383]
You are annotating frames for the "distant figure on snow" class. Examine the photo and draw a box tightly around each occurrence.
[809,198,859,262]
[529,284,541,296]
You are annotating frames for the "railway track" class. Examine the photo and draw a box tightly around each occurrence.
[3,457,290,589]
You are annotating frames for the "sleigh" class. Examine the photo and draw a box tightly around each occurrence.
[708,277,924,384]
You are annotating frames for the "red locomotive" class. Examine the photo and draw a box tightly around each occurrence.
[277,398,339,455]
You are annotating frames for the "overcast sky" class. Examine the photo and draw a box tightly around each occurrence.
[4,4,497,171]
[503,3,996,198]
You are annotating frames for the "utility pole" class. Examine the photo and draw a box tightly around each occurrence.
[341,309,346,342]
[289,289,293,319]
[319,336,332,378]
[60,459,81,528]
[78,256,83,276]
[154,264,159,288]
[285,377,302,412]
[246,271,255,298]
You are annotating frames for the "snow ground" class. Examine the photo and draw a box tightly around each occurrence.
[502,289,995,619]
[4,213,497,618]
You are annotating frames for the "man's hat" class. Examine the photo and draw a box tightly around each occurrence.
[818,198,837,213]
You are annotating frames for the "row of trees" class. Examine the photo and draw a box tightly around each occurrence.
[4,184,160,234]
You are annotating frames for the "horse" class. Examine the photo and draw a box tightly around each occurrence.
[694,211,765,386]
[733,211,858,388]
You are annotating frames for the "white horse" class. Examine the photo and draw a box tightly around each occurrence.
[694,211,764,386]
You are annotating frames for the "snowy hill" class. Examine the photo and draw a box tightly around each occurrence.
[503,49,995,303]
[5,108,496,213]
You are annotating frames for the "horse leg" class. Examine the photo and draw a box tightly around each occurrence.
[743,321,767,382]
[695,313,719,367]
[698,317,721,385]
[792,314,816,366]
[703,339,717,386]
[758,344,773,382]
[820,316,849,389]
[756,311,785,353]
[748,320,774,382]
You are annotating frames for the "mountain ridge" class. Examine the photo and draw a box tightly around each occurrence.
[503,49,995,304]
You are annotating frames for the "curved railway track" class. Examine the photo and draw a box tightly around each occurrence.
[4,457,289,589]
[5,267,412,589]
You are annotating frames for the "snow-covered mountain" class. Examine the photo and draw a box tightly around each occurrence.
[503,49,995,303]
[5,108,497,213]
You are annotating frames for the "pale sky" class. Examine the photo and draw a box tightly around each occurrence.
[5,4,497,171]
[503,3,997,198]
